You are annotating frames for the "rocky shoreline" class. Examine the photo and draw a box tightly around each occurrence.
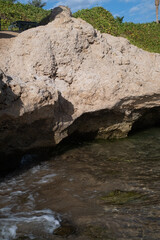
[0,6,160,173]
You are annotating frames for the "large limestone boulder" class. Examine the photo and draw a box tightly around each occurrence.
[0,6,160,154]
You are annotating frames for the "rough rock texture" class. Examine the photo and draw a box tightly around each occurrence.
[0,6,160,154]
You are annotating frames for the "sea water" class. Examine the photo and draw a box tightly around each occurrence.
[0,128,160,239]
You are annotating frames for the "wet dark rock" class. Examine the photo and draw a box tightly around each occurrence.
[53,220,76,237]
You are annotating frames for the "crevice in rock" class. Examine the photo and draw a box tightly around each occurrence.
[129,107,160,135]
[62,108,130,141]
[0,146,54,179]
[0,151,22,178]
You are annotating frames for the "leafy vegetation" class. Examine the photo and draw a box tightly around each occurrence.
[73,7,160,53]
[28,0,46,8]
[3,0,16,2]
[119,22,160,53]
[73,7,120,36]
[0,0,50,30]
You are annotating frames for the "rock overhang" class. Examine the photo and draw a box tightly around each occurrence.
[0,6,160,157]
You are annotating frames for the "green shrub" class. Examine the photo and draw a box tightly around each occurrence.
[119,22,160,53]
[73,7,120,36]
[0,0,50,30]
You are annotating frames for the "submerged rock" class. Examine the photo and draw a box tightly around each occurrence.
[100,190,144,205]
[0,6,160,155]
[53,220,76,237]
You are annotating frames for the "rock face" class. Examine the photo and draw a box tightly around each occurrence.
[0,6,160,154]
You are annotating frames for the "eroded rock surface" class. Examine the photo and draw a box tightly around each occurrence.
[0,6,160,154]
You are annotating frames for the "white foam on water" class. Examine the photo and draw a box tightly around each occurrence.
[0,209,60,240]
[30,165,41,174]
[10,190,24,196]
[0,162,60,239]
[0,207,12,217]
[1,225,17,240]
[37,173,57,184]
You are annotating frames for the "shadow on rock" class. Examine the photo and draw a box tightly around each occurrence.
[0,85,74,176]
[39,6,71,26]
[0,32,17,39]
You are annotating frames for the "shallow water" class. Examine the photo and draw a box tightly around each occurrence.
[0,128,160,240]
